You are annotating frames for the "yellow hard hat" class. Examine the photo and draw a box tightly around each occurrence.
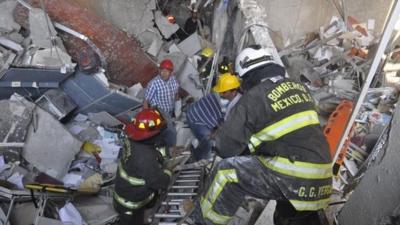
[213,73,241,93]
[201,47,214,58]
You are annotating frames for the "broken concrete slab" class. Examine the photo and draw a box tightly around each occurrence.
[73,195,118,225]
[0,0,21,33]
[338,98,400,225]
[176,59,204,100]
[29,7,57,49]
[154,10,180,39]
[0,37,24,54]
[9,202,36,225]
[22,102,82,181]
[0,47,16,79]
[178,33,203,57]
[137,30,163,57]
[0,96,34,162]
[30,46,75,69]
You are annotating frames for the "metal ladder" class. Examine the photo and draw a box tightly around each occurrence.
[152,168,204,225]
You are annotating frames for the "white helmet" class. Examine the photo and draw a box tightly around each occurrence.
[235,46,275,77]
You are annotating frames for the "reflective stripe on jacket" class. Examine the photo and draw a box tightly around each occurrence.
[113,191,154,210]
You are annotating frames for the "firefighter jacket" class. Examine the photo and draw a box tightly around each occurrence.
[113,139,171,212]
[214,75,332,211]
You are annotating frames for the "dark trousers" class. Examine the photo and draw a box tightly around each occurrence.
[118,209,144,225]
[114,201,145,225]
[187,117,213,161]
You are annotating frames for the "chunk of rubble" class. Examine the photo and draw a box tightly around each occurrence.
[0,95,35,162]
[0,0,21,33]
[22,97,82,180]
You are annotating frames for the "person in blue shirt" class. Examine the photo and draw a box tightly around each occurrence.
[186,73,241,160]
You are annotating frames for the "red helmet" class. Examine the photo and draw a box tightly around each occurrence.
[159,59,174,72]
[124,109,165,141]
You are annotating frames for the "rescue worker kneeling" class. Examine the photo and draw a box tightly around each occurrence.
[192,45,332,225]
[114,109,171,225]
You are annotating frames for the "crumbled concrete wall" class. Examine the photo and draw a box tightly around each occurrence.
[338,97,400,225]
[258,0,393,45]
[71,0,156,37]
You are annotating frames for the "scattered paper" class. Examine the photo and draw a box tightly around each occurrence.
[7,172,24,189]
[59,203,84,225]
[69,125,85,135]
[367,19,375,30]
[62,173,83,189]
[94,139,120,160]
[74,114,88,122]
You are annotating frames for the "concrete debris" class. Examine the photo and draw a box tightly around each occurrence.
[22,99,82,180]
[28,7,57,49]
[0,47,16,79]
[0,36,24,54]
[0,95,35,162]
[154,10,180,39]
[0,0,21,33]
[177,33,203,57]
[30,46,74,70]
[14,0,159,87]
[280,15,380,117]
[74,195,118,225]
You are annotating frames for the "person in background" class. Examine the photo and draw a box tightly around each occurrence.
[186,73,241,161]
[183,7,204,38]
[114,109,171,225]
[144,59,179,147]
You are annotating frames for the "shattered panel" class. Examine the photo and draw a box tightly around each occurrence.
[22,104,82,180]
[14,0,158,86]
[61,72,141,116]
[0,67,73,100]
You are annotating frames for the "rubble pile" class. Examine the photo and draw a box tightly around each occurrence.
[282,16,379,117]
[0,0,214,223]
[282,15,400,218]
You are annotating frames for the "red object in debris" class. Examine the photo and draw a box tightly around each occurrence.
[13,0,158,87]
[347,16,369,37]
[348,47,368,59]
[167,15,176,24]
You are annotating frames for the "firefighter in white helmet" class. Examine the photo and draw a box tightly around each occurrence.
[193,45,332,225]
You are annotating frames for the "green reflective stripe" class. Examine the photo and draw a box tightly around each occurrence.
[201,198,232,225]
[289,198,331,211]
[248,110,320,153]
[259,156,332,179]
[113,191,154,210]
[119,163,145,186]
[163,169,172,177]
[158,147,167,157]
[201,169,238,225]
